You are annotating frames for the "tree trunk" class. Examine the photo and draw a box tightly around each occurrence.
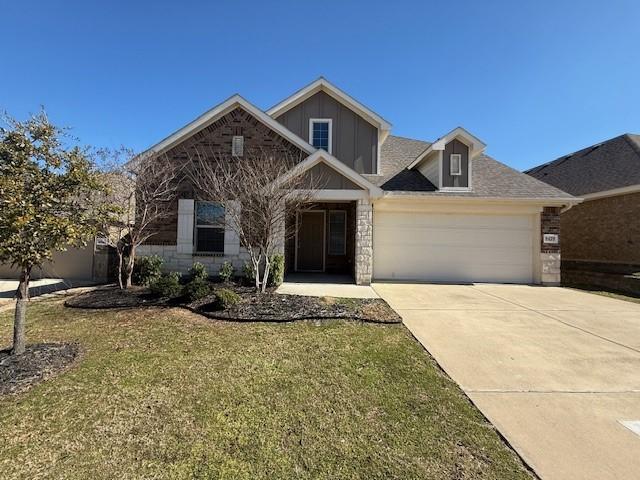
[261,258,271,294]
[12,265,31,356]
[117,248,124,290]
[252,256,262,293]
[125,245,136,289]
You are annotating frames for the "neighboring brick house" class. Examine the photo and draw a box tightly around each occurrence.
[526,133,640,293]
[137,78,577,285]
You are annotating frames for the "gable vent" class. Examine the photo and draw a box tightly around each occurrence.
[232,135,244,157]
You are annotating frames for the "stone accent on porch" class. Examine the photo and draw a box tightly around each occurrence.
[355,199,373,285]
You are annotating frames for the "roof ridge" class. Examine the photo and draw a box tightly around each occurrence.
[388,133,431,144]
[526,133,634,173]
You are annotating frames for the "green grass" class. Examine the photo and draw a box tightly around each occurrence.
[0,300,532,479]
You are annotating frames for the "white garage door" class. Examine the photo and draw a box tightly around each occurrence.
[373,210,534,283]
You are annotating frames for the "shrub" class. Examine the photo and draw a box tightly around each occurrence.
[149,272,182,298]
[133,255,164,286]
[268,254,285,287]
[189,262,208,281]
[183,277,211,302]
[212,288,241,310]
[242,262,255,285]
[219,261,235,283]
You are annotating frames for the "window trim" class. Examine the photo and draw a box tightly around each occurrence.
[194,201,225,254]
[231,135,244,157]
[308,118,333,154]
[328,210,347,256]
[450,153,462,176]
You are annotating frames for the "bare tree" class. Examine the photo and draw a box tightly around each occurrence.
[98,149,182,289]
[187,147,320,293]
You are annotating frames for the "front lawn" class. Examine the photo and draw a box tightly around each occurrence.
[0,300,532,479]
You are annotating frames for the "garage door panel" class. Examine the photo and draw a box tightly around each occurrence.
[373,211,534,283]
[375,227,533,249]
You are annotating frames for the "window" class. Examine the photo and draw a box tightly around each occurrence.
[232,135,244,157]
[450,153,462,176]
[328,211,346,256]
[309,119,332,153]
[195,201,225,253]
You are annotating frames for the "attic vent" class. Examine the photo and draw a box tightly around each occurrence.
[232,135,244,157]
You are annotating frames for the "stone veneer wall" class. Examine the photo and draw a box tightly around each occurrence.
[354,199,373,285]
[540,206,561,284]
[137,245,250,276]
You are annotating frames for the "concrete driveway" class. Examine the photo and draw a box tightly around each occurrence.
[373,283,640,480]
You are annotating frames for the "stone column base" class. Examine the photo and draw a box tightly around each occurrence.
[541,252,561,285]
[355,199,373,285]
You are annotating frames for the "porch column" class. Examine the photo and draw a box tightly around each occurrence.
[355,198,373,285]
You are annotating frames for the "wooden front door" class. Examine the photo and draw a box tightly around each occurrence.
[296,211,325,272]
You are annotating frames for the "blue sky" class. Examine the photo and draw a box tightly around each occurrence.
[2,0,638,170]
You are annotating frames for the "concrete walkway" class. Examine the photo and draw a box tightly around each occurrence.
[0,278,94,307]
[373,282,640,480]
[277,274,378,298]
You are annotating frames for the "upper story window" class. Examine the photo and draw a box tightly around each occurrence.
[450,153,462,176]
[232,135,244,157]
[309,118,332,153]
[195,201,225,254]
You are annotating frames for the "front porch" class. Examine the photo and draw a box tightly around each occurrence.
[284,199,373,285]
[277,273,379,298]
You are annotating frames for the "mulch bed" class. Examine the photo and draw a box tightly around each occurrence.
[66,284,401,324]
[0,343,80,396]
[190,293,401,323]
[64,286,164,309]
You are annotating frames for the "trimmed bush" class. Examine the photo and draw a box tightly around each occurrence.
[212,288,241,310]
[219,261,235,283]
[183,278,211,302]
[149,272,182,298]
[189,262,208,281]
[133,255,163,286]
[242,262,255,286]
[268,254,285,287]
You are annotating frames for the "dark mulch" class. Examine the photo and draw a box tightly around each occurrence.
[0,343,80,396]
[65,284,401,324]
[190,292,401,323]
[65,286,166,309]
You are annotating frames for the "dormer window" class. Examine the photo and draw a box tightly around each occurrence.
[450,154,462,176]
[309,118,332,153]
[232,135,244,157]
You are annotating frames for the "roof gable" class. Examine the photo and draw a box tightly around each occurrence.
[142,94,315,156]
[274,150,383,197]
[407,127,487,170]
[267,77,392,138]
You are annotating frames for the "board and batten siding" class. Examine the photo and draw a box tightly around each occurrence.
[274,91,379,174]
[441,139,470,188]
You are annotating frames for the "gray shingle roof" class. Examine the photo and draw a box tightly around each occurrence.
[525,134,640,196]
[370,135,574,199]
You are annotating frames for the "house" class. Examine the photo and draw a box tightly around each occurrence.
[526,134,640,293]
[137,78,577,285]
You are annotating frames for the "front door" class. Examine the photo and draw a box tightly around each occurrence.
[296,211,325,272]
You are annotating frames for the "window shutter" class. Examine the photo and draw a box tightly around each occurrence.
[223,201,240,255]
[176,199,194,254]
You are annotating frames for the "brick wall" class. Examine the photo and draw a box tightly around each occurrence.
[561,192,640,264]
[541,206,561,254]
[143,106,307,245]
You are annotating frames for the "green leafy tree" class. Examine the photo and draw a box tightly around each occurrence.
[0,111,114,355]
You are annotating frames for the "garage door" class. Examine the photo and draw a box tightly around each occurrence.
[373,210,534,283]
